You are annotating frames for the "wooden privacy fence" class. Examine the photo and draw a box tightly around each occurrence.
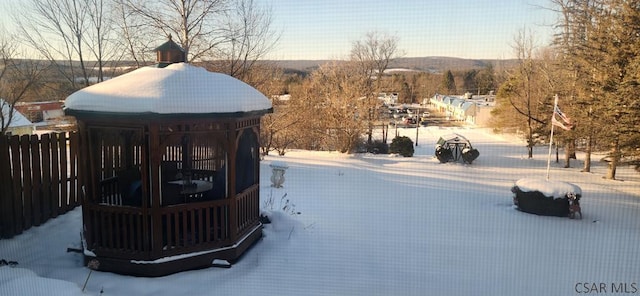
[0,132,81,239]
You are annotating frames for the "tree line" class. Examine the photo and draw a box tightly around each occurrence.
[491,0,640,180]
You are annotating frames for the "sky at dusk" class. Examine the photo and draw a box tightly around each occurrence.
[0,0,557,60]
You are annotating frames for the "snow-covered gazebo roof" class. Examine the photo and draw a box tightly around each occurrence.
[64,63,272,117]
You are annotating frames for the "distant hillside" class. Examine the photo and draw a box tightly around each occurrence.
[14,57,517,80]
[390,57,518,73]
[266,60,328,75]
[269,57,518,75]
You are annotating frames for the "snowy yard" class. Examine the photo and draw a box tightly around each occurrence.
[1,126,639,295]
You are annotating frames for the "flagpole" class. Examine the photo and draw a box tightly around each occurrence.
[546,94,558,180]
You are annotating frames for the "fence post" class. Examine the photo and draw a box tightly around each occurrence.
[50,133,60,218]
[40,134,52,220]
[0,135,15,238]
[20,135,33,230]
[30,134,43,226]
[58,132,69,213]
[68,131,79,207]
[9,135,23,235]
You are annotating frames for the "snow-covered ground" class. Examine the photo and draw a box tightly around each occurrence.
[1,126,639,296]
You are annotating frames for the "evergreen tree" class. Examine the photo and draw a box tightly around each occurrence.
[442,70,456,94]
[550,0,604,172]
[475,63,496,95]
[462,69,477,94]
[575,0,640,179]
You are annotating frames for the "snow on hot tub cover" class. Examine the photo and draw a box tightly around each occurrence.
[64,63,272,115]
[514,178,582,199]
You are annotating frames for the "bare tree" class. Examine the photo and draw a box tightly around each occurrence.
[493,29,550,158]
[122,0,229,62]
[112,0,156,67]
[122,0,278,87]
[15,0,119,92]
[0,30,46,135]
[211,0,279,82]
[305,62,369,152]
[349,32,402,146]
[15,0,87,89]
[261,97,299,156]
[281,61,370,153]
[84,0,124,82]
[350,32,401,87]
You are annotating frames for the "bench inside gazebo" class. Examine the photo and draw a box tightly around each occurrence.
[64,39,272,276]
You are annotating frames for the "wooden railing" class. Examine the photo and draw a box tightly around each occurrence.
[158,200,233,257]
[83,184,260,261]
[83,204,151,260]
[236,184,260,236]
[0,132,81,239]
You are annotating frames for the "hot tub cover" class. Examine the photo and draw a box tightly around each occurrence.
[514,178,582,199]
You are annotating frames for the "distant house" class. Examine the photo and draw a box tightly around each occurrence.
[1,99,34,135]
[14,100,65,122]
[428,94,494,126]
[14,100,75,131]
[271,94,291,101]
[378,92,398,105]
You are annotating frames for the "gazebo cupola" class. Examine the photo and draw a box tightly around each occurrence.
[64,39,272,276]
[154,34,186,67]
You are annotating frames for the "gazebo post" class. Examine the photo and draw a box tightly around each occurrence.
[149,123,163,258]
[77,120,93,246]
[228,126,238,241]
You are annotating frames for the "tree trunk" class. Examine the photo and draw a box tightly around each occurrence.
[527,126,534,159]
[605,138,620,180]
[382,124,387,144]
[582,135,592,172]
[564,140,575,168]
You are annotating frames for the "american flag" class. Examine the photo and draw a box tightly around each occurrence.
[552,105,573,130]
[555,105,571,124]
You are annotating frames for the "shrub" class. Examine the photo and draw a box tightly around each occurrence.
[366,140,389,154]
[389,136,414,157]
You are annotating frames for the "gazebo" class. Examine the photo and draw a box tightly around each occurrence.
[64,40,272,276]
